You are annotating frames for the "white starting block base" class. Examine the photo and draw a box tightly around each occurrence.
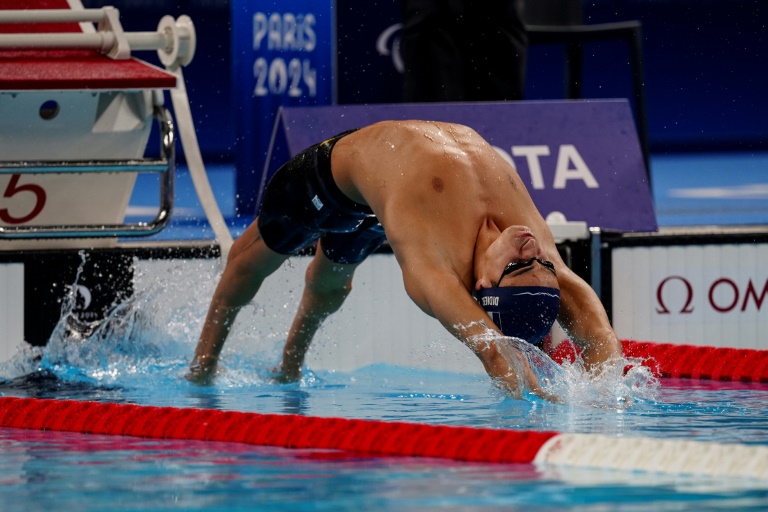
[0,90,157,250]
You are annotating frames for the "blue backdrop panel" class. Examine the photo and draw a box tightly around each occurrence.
[83,0,766,167]
[231,0,335,214]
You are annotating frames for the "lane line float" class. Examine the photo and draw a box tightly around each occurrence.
[1,396,767,479]
[546,340,768,382]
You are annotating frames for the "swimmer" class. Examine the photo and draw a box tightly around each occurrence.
[187,120,622,399]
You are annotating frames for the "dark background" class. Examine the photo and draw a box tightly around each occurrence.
[82,0,767,162]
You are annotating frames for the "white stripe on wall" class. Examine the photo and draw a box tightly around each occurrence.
[257,254,485,374]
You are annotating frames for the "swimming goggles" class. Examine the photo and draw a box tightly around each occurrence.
[498,258,556,284]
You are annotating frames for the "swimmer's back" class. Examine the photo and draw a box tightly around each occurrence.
[331,120,537,229]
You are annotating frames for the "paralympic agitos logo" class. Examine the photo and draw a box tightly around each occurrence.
[376,23,403,73]
[656,275,768,315]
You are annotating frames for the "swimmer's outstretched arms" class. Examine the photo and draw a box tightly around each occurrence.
[187,121,622,399]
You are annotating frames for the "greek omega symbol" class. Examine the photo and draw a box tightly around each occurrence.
[656,275,768,314]
[656,276,694,315]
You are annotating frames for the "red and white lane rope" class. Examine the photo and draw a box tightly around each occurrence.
[0,397,554,463]
[535,433,768,479]
[2,342,768,477]
[547,340,768,383]
[1,396,767,479]
[622,340,768,382]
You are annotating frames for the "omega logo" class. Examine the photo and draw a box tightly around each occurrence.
[656,275,768,315]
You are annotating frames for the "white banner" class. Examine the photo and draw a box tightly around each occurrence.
[612,244,768,349]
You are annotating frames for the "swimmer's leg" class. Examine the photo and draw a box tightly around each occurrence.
[275,238,361,382]
[188,218,289,384]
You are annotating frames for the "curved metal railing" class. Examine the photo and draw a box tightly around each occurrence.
[0,106,175,239]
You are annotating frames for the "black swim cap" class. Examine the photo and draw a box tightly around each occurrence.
[475,286,561,344]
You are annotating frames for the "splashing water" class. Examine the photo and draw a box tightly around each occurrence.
[0,255,208,388]
[1,254,657,412]
[469,330,659,410]
[0,255,307,393]
[38,278,177,386]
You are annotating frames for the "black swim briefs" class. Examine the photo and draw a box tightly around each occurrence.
[257,129,386,264]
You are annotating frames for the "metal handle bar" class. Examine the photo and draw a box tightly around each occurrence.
[0,106,176,239]
[0,7,195,64]
[0,8,110,23]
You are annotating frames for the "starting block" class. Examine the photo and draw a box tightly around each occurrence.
[0,1,232,361]
[0,1,178,249]
[0,0,230,252]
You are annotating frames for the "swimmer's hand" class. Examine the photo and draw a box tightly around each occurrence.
[186,355,218,385]
[269,365,301,384]
[529,381,563,404]
[494,371,562,404]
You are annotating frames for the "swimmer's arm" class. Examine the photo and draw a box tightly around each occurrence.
[400,263,552,401]
[556,266,622,369]
[189,261,263,384]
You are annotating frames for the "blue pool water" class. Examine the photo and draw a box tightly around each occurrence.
[2,267,768,510]
[2,368,768,511]
[2,149,768,510]
[3,426,768,512]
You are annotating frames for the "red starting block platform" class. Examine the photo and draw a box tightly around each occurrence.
[0,49,176,90]
[0,1,175,89]
[0,0,177,87]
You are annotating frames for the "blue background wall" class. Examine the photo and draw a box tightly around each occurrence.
[82,0,767,206]
[334,0,767,152]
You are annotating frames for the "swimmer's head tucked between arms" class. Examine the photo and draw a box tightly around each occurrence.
[475,283,560,344]
[475,227,562,344]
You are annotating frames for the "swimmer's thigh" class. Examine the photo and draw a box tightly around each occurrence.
[304,238,362,295]
[226,218,291,285]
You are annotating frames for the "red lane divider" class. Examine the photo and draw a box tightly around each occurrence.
[549,340,768,382]
[0,397,558,464]
[622,340,768,382]
[1,342,766,464]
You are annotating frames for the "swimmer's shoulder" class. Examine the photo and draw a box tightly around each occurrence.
[335,121,435,156]
[353,120,476,139]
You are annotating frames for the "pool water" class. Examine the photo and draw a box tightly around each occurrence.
[0,367,768,512]
[1,260,768,510]
[4,361,768,445]
[3,427,768,512]
[3,363,768,510]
